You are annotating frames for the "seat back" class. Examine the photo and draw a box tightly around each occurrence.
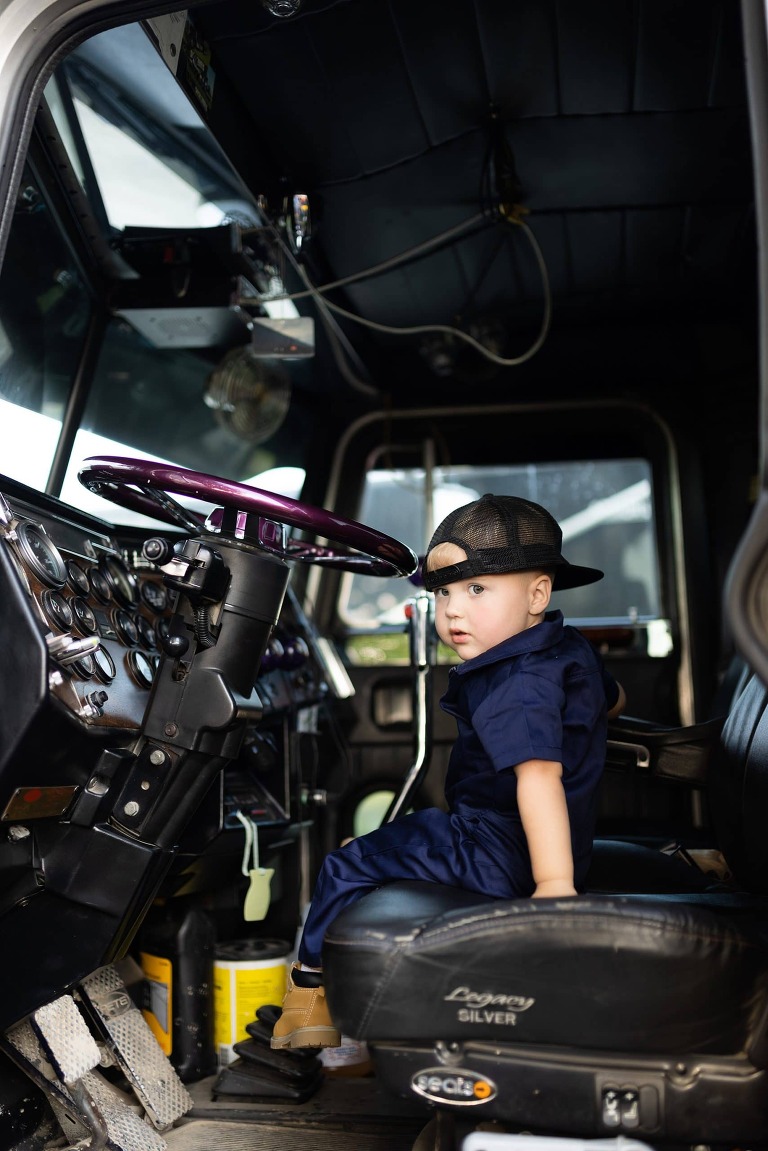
[708,671,768,891]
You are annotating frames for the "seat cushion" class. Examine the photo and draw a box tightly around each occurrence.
[324,881,768,1056]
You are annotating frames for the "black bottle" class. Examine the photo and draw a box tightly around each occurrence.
[138,898,217,1082]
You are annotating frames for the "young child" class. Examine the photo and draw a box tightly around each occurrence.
[271,493,625,1049]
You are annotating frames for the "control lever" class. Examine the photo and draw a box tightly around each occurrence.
[382,584,436,824]
[46,633,101,666]
[148,538,229,605]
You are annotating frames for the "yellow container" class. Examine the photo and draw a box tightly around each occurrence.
[213,939,288,1064]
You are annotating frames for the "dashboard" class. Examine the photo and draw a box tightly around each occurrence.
[0,480,350,838]
[0,475,361,1022]
[0,488,171,736]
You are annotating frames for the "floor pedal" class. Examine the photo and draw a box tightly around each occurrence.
[82,1067,169,1151]
[5,1016,167,1151]
[77,964,193,1130]
[30,992,101,1084]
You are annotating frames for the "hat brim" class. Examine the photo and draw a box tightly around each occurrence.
[552,562,604,591]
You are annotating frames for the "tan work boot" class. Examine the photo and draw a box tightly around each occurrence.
[270,965,341,1049]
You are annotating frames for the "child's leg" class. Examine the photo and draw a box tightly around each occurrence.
[272,808,517,1048]
[298,806,516,964]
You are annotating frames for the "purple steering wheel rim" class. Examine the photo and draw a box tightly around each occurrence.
[77,456,418,578]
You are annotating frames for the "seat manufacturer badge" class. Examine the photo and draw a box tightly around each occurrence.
[411,1067,497,1106]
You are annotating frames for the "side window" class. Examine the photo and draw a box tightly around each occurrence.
[339,458,663,663]
[0,162,92,491]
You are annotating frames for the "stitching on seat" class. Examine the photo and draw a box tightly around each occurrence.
[354,945,408,1034]
[413,910,760,954]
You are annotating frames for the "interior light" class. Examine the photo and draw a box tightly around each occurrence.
[261,0,302,16]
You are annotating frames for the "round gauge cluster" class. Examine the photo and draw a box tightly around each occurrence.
[13,521,171,699]
[16,522,68,588]
[100,554,138,607]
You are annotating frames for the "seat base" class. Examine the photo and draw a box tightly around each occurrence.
[369,1038,768,1143]
[324,881,768,1142]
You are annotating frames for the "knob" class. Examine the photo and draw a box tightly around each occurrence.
[143,537,173,564]
[282,636,309,670]
[160,632,190,658]
[259,637,285,674]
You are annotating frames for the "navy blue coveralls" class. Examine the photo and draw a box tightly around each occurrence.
[298,609,619,968]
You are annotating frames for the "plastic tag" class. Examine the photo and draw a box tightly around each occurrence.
[235,810,274,921]
[243,867,275,921]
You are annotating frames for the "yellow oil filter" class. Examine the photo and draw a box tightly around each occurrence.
[140,951,172,1055]
[213,938,288,1064]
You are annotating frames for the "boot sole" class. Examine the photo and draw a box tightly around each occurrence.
[270,1026,341,1050]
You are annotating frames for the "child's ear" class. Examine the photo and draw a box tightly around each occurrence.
[530,573,552,612]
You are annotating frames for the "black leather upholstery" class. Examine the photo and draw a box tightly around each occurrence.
[322,673,768,1141]
[325,883,768,1052]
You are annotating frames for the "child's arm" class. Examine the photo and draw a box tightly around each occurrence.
[607,680,627,718]
[513,758,577,898]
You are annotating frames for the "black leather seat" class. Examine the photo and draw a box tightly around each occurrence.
[323,673,768,1143]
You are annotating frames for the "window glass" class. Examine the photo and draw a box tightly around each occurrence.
[0,23,308,510]
[353,791,397,838]
[0,167,91,489]
[53,24,254,232]
[339,459,659,636]
[58,319,305,525]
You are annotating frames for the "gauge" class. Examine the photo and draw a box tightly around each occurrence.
[16,522,67,588]
[127,649,155,689]
[40,589,74,631]
[72,596,97,635]
[72,654,96,679]
[136,614,157,650]
[93,646,116,684]
[112,608,139,647]
[100,554,138,608]
[67,560,91,596]
[89,567,112,604]
[140,579,167,613]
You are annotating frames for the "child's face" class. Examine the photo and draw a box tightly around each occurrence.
[431,545,551,661]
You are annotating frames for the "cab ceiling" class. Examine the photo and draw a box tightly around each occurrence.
[190,0,755,403]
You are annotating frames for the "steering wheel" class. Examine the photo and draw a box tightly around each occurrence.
[78,456,417,578]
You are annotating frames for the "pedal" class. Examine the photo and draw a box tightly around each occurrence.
[82,1066,168,1151]
[5,1016,91,1127]
[31,993,101,1083]
[77,964,193,1131]
[4,1017,167,1151]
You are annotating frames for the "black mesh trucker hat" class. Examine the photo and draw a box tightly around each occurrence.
[422,493,604,592]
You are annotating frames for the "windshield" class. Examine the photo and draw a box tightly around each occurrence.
[0,22,308,525]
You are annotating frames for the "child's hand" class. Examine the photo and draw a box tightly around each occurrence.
[531,879,577,898]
